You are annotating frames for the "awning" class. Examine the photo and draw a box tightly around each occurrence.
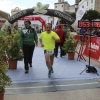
[0,10,10,19]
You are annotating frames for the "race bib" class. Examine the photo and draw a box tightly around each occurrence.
[46,50,54,56]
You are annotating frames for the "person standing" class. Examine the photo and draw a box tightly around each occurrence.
[54,24,66,57]
[20,20,38,73]
[39,23,60,77]
[14,25,18,30]
[7,26,11,34]
[63,24,68,39]
[79,28,85,35]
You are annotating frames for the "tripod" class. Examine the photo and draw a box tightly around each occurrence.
[80,65,99,76]
[80,22,99,76]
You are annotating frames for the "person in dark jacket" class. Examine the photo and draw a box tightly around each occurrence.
[54,24,66,57]
[20,20,38,73]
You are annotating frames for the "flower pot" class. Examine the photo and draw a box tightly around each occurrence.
[8,60,17,69]
[0,91,4,100]
[68,52,75,60]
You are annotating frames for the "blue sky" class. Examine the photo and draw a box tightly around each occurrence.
[0,0,75,14]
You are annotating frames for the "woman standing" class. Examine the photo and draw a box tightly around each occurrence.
[20,20,38,73]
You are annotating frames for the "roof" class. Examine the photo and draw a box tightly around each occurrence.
[54,1,70,6]
[0,10,10,19]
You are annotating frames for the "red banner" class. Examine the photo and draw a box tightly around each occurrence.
[74,35,80,40]
[83,36,100,61]
[74,35,80,45]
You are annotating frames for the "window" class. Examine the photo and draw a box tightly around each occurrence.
[55,6,57,8]
[91,5,93,9]
[58,0,61,2]
[91,0,93,3]
[87,2,88,6]
[82,5,84,8]
[62,5,63,7]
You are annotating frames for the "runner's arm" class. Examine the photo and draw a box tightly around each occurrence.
[39,33,44,47]
[52,32,60,42]
[52,36,60,42]
[39,38,44,47]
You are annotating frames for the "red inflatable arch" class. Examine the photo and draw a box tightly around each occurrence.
[19,16,46,32]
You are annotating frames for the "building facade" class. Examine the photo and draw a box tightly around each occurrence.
[79,0,100,12]
[11,7,21,16]
[54,0,75,13]
[75,0,82,4]
[95,0,100,12]
[0,18,6,29]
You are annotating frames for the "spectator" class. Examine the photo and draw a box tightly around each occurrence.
[55,24,66,57]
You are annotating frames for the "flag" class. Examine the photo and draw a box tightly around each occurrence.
[71,8,86,31]
[76,8,86,21]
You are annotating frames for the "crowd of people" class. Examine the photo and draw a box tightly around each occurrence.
[79,28,100,36]
[77,27,100,42]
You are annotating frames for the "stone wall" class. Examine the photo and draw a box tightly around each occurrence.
[95,0,100,12]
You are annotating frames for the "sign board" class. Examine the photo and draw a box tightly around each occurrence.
[78,21,100,28]
[83,36,100,61]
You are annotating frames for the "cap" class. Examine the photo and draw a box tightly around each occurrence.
[57,24,62,26]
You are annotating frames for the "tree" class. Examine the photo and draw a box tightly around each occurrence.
[82,10,100,21]
[60,19,67,24]
[70,12,76,19]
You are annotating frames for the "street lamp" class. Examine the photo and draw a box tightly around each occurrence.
[75,3,78,13]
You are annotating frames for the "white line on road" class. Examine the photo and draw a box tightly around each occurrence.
[6,85,54,90]
[55,82,99,87]
[6,82,99,90]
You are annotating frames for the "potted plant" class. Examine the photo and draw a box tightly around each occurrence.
[62,34,77,60]
[0,36,12,100]
[0,62,12,100]
[2,28,23,69]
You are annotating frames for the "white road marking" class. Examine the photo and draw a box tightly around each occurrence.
[55,82,99,87]
[6,85,54,89]
[6,82,99,90]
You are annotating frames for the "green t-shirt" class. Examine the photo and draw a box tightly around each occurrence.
[64,28,70,38]
[39,31,60,50]
[20,27,38,48]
